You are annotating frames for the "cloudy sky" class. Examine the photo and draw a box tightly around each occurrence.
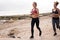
[0,0,60,16]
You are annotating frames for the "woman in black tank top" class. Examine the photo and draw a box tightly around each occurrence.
[52,1,60,36]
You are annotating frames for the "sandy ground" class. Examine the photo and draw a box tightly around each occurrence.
[0,16,60,40]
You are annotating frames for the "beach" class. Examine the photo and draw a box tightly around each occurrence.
[0,16,60,40]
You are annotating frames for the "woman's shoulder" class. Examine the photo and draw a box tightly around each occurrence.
[52,9,54,10]
[31,8,39,11]
[36,8,39,11]
[56,8,60,11]
[52,9,55,11]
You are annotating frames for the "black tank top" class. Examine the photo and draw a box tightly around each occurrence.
[52,9,59,19]
[52,10,58,14]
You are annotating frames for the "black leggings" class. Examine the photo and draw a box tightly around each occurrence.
[52,18,60,33]
[31,18,41,36]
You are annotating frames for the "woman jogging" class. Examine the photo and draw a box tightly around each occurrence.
[52,1,60,36]
[30,2,42,38]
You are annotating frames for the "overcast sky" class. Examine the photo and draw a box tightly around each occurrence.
[0,0,60,16]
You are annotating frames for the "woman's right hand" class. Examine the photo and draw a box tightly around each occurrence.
[52,14,59,17]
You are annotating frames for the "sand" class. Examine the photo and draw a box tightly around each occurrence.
[0,16,60,40]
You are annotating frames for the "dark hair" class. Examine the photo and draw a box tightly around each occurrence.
[55,2,59,6]
[33,2,37,6]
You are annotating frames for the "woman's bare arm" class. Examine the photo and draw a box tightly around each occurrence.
[58,8,60,15]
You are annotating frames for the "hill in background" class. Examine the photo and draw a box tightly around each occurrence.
[0,12,51,20]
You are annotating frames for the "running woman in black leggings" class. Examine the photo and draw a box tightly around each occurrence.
[30,2,42,38]
[52,1,60,36]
